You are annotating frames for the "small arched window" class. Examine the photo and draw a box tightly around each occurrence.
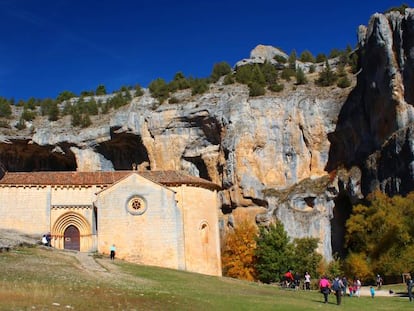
[200,222,209,244]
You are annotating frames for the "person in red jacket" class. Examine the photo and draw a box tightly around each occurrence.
[283,270,294,288]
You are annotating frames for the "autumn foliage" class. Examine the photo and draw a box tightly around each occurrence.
[221,219,258,281]
[345,191,414,278]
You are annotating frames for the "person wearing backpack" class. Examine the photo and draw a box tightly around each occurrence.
[332,276,344,305]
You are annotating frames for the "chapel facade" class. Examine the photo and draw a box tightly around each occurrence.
[0,170,222,276]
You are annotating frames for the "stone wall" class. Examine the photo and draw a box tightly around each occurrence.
[173,185,222,276]
[0,186,51,235]
[95,174,185,270]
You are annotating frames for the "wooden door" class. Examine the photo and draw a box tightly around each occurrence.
[64,225,80,251]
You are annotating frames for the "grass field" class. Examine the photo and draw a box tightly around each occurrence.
[0,245,412,310]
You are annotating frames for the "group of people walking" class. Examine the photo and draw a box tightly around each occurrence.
[319,275,363,304]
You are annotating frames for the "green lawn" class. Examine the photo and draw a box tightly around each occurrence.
[0,246,412,310]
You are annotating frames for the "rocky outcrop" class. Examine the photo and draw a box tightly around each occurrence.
[0,79,348,258]
[3,8,414,260]
[327,8,414,197]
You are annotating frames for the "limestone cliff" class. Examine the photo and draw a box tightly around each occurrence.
[328,8,414,196]
[2,9,413,261]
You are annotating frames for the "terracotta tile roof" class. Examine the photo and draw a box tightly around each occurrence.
[0,170,221,191]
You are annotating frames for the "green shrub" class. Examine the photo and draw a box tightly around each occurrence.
[101,102,110,114]
[134,84,144,97]
[85,98,99,115]
[81,113,92,128]
[56,91,76,103]
[261,61,278,85]
[315,60,337,86]
[309,64,316,73]
[149,78,170,103]
[211,62,232,82]
[25,97,37,110]
[71,110,82,127]
[168,97,179,104]
[48,102,59,121]
[288,50,297,70]
[15,118,26,130]
[248,82,265,97]
[337,76,351,89]
[280,68,295,81]
[107,93,129,109]
[21,108,36,121]
[80,90,94,97]
[384,3,409,14]
[190,78,209,95]
[0,120,10,128]
[315,53,327,63]
[328,48,341,59]
[0,98,12,118]
[169,72,190,92]
[235,65,254,84]
[223,74,234,85]
[268,82,284,92]
[273,54,287,63]
[295,67,308,85]
[95,84,107,96]
[299,50,315,63]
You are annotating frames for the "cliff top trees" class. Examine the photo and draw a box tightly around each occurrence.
[0,97,12,118]
[210,62,232,83]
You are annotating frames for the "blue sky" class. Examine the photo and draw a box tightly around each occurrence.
[0,0,406,100]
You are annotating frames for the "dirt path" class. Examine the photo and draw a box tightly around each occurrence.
[358,286,395,297]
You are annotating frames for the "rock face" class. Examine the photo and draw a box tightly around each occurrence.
[2,9,414,261]
[0,81,347,259]
[327,8,414,197]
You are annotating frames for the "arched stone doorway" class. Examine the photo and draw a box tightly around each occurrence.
[52,212,93,252]
[64,225,80,251]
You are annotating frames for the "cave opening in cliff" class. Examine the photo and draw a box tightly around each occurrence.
[95,130,150,170]
[331,193,353,258]
[183,156,210,181]
[0,141,77,172]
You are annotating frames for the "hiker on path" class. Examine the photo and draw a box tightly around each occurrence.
[370,286,375,298]
[110,244,116,260]
[376,274,383,289]
[342,276,348,296]
[319,275,331,304]
[304,272,311,290]
[354,278,361,297]
[407,275,413,302]
[332,276,344,305]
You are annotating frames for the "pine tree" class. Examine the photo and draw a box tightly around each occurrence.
[316,60,337,87]
[255,221,293,283]
[295,67,308,85]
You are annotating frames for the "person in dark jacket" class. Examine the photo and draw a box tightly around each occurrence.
[332,276,344,305]
[407,275,413,302]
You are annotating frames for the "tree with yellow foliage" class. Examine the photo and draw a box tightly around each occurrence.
[345,191,414,278]
[221,220,258,281]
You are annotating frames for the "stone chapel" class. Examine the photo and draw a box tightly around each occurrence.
[0,170,222,276]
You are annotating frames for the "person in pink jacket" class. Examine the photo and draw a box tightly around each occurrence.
[319,276,331,303]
